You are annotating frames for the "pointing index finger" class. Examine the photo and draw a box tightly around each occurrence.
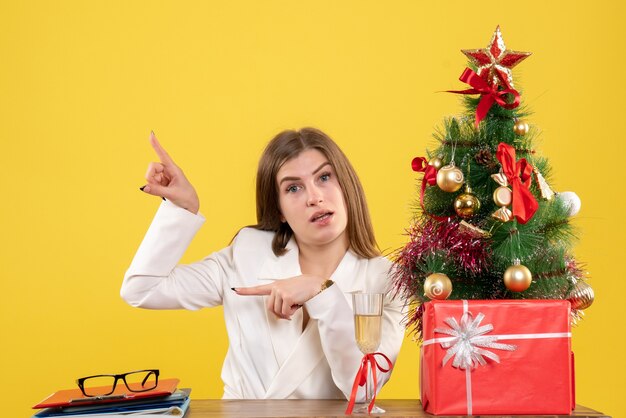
[150,131,176,165]
[234,283,273,296]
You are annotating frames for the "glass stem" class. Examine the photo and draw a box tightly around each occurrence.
[365,361,372,405]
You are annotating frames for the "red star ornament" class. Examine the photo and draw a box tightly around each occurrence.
[461,26,531,88]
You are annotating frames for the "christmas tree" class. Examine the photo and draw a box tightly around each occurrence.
[393,26,594,340]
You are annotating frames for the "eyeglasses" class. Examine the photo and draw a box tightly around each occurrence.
[76,369,160,397]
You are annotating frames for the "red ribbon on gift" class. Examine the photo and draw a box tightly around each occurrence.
[447,68,521,128]
[345,352,393,415]
[496,143,538,224]
[411,157,450,222]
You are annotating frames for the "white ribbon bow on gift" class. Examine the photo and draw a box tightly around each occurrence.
[434,310,517,369]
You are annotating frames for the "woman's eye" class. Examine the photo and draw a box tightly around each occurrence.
[320,173,331,182]
[286,185,300,193]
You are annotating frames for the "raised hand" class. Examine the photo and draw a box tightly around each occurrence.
[141,132,200,214]
[234,274,327,320]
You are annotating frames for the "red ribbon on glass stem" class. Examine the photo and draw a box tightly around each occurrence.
[496,142,538,224]
[345,352,393,415]
[447,68,521,128]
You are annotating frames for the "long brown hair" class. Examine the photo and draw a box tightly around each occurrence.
[252,127,379,258]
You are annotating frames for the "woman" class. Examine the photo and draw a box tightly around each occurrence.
[121,127,404,400]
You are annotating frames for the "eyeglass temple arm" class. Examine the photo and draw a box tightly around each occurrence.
[141,370,157,387]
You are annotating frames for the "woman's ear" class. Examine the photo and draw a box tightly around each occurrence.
[280,214,286,223]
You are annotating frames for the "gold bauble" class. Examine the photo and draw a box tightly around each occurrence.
[424,273,452,300]
[493,186,512,207]
[568,281,595,310]
[513,119,529,136]
[436,164,464,193]
[503,262,532,292]
[454,191,481,219]
[428,157,443,170]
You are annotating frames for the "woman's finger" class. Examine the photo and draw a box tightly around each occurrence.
[235,283,273,296]
[140,183,169,199]
[267,294,279,317]
[282,298,295,317]
[274,292,283,317]
[145,162,165,182]
[150,132,176,166]
[264,293,286,320]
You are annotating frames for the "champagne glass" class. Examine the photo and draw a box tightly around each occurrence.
[352,292,384,414]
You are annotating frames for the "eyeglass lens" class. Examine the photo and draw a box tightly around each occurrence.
[81,370,158,396]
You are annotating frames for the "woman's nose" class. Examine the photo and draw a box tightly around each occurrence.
[306,187,323,206]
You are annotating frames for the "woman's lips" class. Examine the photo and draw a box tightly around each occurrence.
[310,211,333,224]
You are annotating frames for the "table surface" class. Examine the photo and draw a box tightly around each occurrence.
[186,399,610,417]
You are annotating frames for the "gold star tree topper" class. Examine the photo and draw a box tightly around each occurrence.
[462,26,531,88]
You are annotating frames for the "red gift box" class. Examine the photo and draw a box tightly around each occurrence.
[420,299,575,415]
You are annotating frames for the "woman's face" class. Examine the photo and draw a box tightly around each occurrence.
[276,149,348,250]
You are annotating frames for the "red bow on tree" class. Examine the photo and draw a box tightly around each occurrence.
[412,157,437,205]
[411,157,450,222]
[447,68,521,128]
[496,143,538,224]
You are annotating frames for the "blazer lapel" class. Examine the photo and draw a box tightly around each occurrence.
[258,239,304,370]
[257,237,301,280]
[263,318,324,399]
[262,249,362,399]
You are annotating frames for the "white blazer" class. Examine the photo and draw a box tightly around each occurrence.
[121,200,405,400]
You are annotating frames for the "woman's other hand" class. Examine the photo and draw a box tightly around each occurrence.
[235,274,327,320]
[141,132,200,214]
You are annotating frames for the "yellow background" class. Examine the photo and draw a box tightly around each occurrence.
[1,1,624,417]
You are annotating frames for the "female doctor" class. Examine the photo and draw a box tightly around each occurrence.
[121,127,405,400]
